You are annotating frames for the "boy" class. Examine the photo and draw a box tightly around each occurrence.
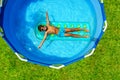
[38,12,89,48]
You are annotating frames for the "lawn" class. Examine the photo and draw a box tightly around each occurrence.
[0,0,120,80]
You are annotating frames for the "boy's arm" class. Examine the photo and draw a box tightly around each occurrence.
[46,12,50,25]
[38,32,48,48]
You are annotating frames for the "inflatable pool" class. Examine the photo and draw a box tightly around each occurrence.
[0,0,107,69]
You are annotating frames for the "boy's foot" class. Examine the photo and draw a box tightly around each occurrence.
[84,29,89,32]
[83,35,89,38]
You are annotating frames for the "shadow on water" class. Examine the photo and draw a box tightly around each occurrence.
[46,40,54,48]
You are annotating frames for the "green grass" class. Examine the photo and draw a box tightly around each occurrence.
[0,0,120,80]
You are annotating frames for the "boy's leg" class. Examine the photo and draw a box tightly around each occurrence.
[65,28,89,33]
[65,33,89,38]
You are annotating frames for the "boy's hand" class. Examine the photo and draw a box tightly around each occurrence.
[38,46,41,49]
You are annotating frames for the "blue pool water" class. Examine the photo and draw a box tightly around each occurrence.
[3,0,103,64]
[17,0,95,57]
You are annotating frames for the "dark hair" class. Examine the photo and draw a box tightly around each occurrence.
[38,25,44,31]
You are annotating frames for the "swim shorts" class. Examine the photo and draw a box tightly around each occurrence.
[58,27,65,37]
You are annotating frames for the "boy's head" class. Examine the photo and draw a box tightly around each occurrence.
[38,25,48,31]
